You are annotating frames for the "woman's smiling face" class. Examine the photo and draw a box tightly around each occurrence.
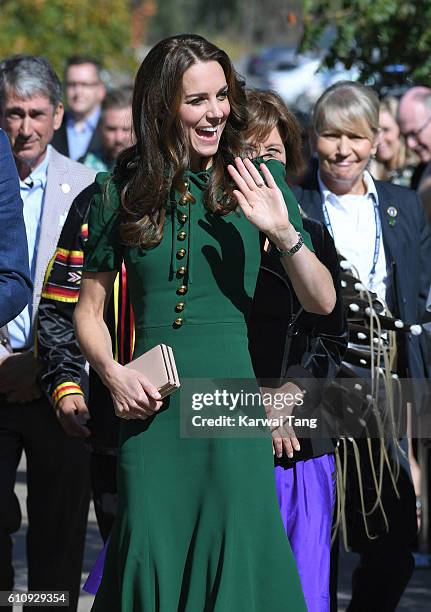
[376,109,401,164]
[315,122,378,195]
[177,60,230,170]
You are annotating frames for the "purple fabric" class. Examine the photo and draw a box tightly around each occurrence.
[275,453,336,612]
[83,539,108,595]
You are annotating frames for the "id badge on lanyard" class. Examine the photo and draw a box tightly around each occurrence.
[322,196,381,288]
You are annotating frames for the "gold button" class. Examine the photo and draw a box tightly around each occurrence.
[175,302,185,312]
[177,285,188,295]
[177,266,187,277]
[179,192,195,205]
[177,231,187,240]
[178,212,188,223]
[173,317,183,327]
[176,248,186,259]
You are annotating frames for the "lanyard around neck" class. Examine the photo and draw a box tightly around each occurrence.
[322,194,382,282]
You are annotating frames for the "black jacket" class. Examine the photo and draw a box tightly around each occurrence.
[37,183,131,452]
[248,217,348,464]
[295,166,431,412]
[51,112,103,159]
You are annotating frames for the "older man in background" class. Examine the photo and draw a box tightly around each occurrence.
[399,86,431,220]
[0,55,95,612]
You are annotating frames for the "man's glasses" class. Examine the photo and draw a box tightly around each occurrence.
[402,113,431,143]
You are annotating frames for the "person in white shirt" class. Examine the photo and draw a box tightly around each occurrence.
[296,80,431,612]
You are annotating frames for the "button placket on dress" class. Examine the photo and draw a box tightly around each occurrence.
[172,180,194,328]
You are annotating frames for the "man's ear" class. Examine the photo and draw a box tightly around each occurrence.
[53,102,64,131]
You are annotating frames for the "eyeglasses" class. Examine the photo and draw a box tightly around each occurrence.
[65,81,100,89]
[402,113,431,143]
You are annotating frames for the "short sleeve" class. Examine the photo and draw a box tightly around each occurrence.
[254,157,314,252]
[83,173,124,272]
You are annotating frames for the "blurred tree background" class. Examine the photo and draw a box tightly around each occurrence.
[0,0,302,77]
[147,0,302,56]
[0,0,136,75]
[1,0,430,90]
[301,0,431,88]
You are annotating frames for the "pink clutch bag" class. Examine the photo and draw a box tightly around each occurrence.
[125,344,180,398]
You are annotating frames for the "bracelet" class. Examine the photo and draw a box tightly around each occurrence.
[274,232,304,258]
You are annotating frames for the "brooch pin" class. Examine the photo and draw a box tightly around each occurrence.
[178,180,196,206]
[387,205,397,226]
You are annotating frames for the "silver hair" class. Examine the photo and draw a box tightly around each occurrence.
[313,80,379,141]
[0,55,62,112]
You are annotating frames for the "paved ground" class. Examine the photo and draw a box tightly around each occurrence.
[11,456,431,611]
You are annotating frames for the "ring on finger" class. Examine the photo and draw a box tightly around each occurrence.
[256,181,264,188]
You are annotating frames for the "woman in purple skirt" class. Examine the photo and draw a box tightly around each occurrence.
[246,89,348,612]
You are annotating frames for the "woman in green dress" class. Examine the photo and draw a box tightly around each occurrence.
[74,34,336,611]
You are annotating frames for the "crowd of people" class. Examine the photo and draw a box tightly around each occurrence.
[0,32,430,612]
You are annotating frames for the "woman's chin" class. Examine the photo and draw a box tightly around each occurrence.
[376,151,393,163]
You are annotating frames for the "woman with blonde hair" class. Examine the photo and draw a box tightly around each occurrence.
[296,80,429,612]
[370,96,417,186]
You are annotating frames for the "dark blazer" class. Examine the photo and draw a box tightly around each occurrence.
[294,165,431,403]
[248,217,348,464]
[0,129,32,327]
[51,112,103,159]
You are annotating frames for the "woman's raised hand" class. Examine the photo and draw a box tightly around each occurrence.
[104,361,163,420]
[227,157,296,245]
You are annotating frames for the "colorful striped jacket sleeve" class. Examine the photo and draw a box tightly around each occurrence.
[36,183,98,407]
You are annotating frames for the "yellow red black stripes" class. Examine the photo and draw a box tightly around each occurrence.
[53,247,84,266]
[41,246,84,302]
[41,286,80,302]
[52,381,84,408]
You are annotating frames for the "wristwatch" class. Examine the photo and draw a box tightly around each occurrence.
[274,232,304,258]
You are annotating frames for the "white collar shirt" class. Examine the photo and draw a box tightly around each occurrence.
[318,170,388,302]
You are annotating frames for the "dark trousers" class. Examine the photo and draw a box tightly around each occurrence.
[330,438,416,612]
[0,397,90,611]
[90,453,117,543]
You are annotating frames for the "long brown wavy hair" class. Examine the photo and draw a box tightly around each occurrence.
[113,34,248,248]
[243,89,304,180]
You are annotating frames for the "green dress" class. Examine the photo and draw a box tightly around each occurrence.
[85,159,311,612]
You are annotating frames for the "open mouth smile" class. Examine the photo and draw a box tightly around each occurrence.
[195,126,219,141]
